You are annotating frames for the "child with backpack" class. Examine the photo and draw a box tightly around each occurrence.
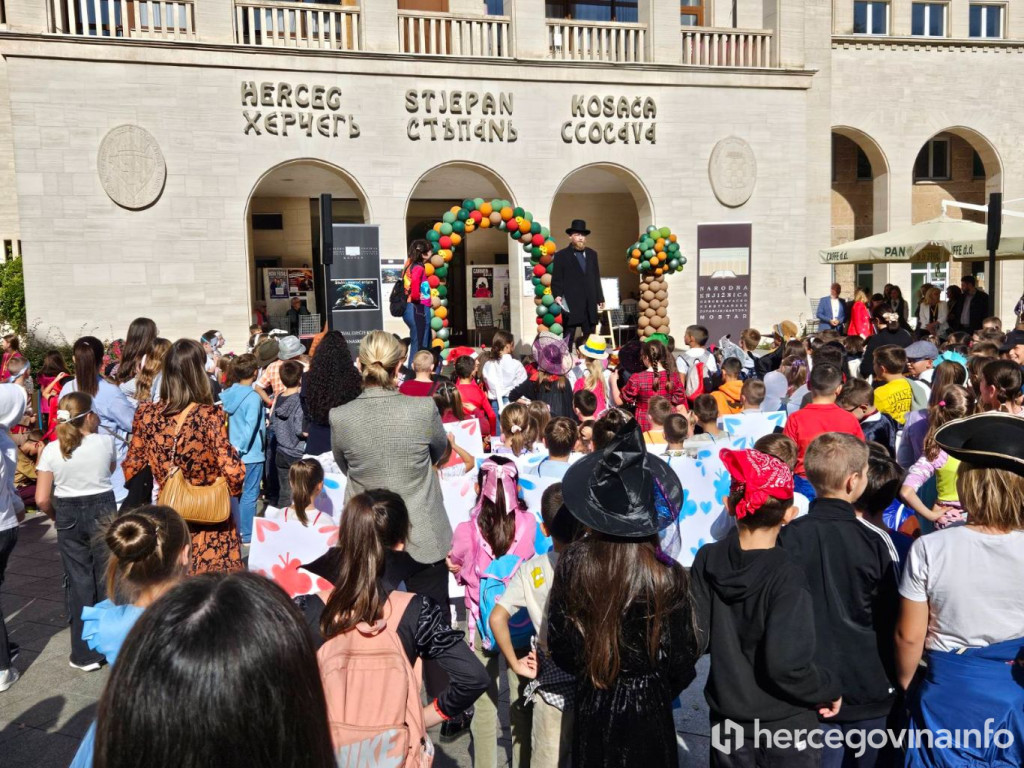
[316,491,488,766]
[676,324,718,404]
[447,456,537,768]
[489,484,579,768]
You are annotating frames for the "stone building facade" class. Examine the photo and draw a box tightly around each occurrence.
[0,0,1020,343]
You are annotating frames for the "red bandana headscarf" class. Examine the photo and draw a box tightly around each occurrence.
[720,449,794,520]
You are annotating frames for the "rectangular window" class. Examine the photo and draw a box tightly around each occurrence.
[546,1,639,22]
[681,3,704,25]
[853,1,888,34]
[911,262,949,302]
[856,264,874,295]
[914,138,950,181]
[856,147,873,180]
[969,4,1002,38]
[911,2,946,36]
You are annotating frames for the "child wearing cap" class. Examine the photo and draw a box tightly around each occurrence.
[779,433,900,768]
[690,448,841,766]
[571,334,610,417]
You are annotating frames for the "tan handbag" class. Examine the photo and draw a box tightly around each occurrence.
[158,404,231,525]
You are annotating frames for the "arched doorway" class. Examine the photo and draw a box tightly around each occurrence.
[910,127,1002,297]
[550,164,653,311]
[831,126,889,296]
[405,162,516,346]
[245,159,368,334]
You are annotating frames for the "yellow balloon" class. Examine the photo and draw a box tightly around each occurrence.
[435,306,448,320]
[450,205,461,215]
[480,217,491,228]
[424,264,435,276]
[438,249,451,259]
[433,223,443,233]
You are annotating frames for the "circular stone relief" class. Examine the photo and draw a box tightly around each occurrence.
[708,136,757,208]
[97,125,166,210]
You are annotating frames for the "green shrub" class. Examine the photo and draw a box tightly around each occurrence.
[0,256,26,333]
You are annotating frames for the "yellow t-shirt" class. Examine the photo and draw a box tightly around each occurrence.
[644,430,667,444]
[874,378,913,425]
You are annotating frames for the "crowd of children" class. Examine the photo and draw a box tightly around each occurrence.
[0,292,1022,768]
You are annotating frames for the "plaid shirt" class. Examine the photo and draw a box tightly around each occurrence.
[257,359,308,396]
[524,651,575,712]
[620,370,686,431]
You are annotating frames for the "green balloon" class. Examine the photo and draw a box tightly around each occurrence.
[490,199,502,210]
[430,317,443,330]
[541,294,554,306]
[549,323,563,336]
[435,266,448,279]
[498,221,507,231]
[462,199,475,211]
[438,285,448,297]
[669,259,679,270]
[532,277,541,286]
[679,256,688,264]
[457,209,469,222]
[536,304,548,317]
[543,313,556,326]
[442,212,456,224]
[534,285,545,297]
[668,242,679,253]
[641,260,650,270]
[426,229,440,242]
[532,246,543,258]
[540,227,550,239]
[440,223,453,236]
[438,328,450,340]
[452,220,465,234]
[646,225,657,234]
[473,197,485,209]
[659,227,671,238]
[513,206,524,218]
[530,221,541,235]
[645,249,655,259]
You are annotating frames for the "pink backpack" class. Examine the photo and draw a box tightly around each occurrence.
[317,591,433,768]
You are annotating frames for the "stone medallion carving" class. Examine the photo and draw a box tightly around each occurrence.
[97,125,166,210]
[708,136,757,208]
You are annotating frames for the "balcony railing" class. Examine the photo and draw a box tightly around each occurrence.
[398,10,510,57]
[233,0,360,50]
[48,0,195,39]
[681,26,773,67]
[547,19,647,63]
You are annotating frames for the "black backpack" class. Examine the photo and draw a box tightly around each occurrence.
[388,272,408,318]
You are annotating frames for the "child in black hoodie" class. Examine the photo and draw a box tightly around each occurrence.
[691,449,841,768]
[779,432,900,768]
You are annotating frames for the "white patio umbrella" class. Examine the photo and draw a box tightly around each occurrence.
[819,216,1000,265]
[948,214,1024,261]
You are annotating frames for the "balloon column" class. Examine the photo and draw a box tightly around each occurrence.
[424,199,560,353]
[627,226,686,339]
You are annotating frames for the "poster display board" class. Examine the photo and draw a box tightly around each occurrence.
[263,267,318,323]
[696,223,752,343]
[327,225,383,354]
[600,277,620,311]
[466,265,510,329]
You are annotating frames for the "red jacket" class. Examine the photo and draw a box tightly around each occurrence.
[847,301,874,338]
[456,380,496,434]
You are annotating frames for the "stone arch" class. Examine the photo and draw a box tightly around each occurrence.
[244,158,371,331]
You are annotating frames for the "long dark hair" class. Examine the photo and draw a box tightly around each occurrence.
[39,350,69,378]
[304,331,361,425]
[554,533,689,689]
[475,456,523,557]
[94,573,334,768]
[117,317,158,384]
[433,382,464,421]
[641,339,679,393]
[320,491,410,637]
[72,336,105,396]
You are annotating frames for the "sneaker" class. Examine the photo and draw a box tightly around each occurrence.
[69,660,103,672]
[0,667,19,692]
[439,708,473,741]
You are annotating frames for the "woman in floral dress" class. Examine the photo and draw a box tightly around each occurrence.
[123,339,245,573]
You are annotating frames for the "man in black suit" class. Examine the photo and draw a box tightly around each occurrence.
[551,219,605,344]
[957,275,989,334]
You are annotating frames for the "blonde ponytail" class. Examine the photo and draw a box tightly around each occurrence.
[358,331,403,390]
[56,391,93,460]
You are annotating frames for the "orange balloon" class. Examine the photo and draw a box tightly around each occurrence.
[450,206,461,215]
[480,202,493,216]
[629,258,640,268]
[432,339,445,349]
[650,256,659,266]
[435,306,447,319]
[656,238,665,249]
[480,217,491,228]
[424,264,435,276]
[500,207,513,220]
[438,249,451,259]
[631,249,641,258]
[669,234,678,243]
[654,243,664,253]
[433,223,443,233]
[450,233,462,246]
[464,221,475,233]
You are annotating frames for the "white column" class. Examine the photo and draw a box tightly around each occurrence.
[639,0,683,64]
[195,0,235,43]
[361,0,400,54]
[507,0,549,59]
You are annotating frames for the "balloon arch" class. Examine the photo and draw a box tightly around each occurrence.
[421,200,686,350]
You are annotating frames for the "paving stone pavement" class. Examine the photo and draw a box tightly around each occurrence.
[0,512,712,768]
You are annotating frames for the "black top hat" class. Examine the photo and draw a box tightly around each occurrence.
[565,219,591,236]
[561,418,683,538]
[935,412,1024,476]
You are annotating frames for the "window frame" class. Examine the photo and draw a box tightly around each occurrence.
[969,3,1004,39]
[680,2,704,26]
[914,138,952,182]
[910,1,947,37]
[853,0,890,35]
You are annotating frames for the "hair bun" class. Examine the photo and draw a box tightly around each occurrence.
[107,515,159,563]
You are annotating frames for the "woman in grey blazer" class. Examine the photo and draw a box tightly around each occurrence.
[329,331,451,606]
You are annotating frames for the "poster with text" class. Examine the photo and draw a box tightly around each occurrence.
[268,269,289,300]
[288,268,315,295]
[472,267,494,298]
[328,225,383,355]
[696,224,752,343]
